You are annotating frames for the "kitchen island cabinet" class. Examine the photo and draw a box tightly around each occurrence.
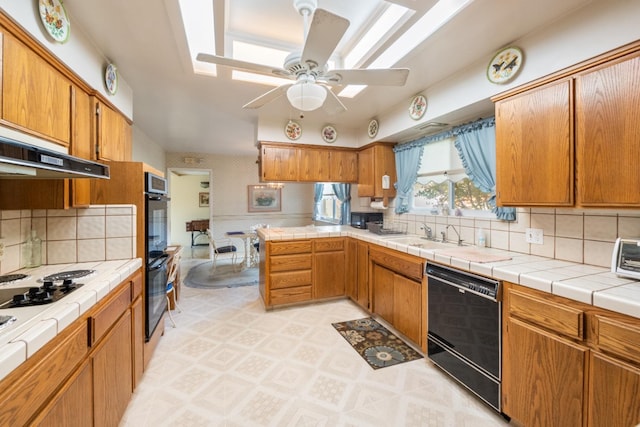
[502,282,640,427]
[313,238,346,299]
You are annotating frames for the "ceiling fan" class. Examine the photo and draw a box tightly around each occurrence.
[196,0,410,114]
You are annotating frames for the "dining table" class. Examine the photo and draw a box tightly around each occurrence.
[225,230,258,269]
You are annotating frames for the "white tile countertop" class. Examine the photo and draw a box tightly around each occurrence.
[257,225,640,320]
[0,258,142,381]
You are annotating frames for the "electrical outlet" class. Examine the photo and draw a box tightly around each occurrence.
[525,228,544,245]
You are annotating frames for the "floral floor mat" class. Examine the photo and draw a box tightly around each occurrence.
[331,317,423,369]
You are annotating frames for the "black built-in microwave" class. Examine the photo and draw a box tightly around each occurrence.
[350,211,383,229]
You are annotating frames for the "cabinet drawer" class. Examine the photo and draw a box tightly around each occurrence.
[314,239,344,252]
[130,272,142,300]
[270,286,312,305]
[594,315,640,364]
[270,270,312,289]
[509,289,584,340]
[270,254,312,272]
[90,281,131,345]
[269,240,312,255]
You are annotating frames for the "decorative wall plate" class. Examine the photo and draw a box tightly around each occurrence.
[39,0,71,43]
[368,119,379,138]
[105,63,118,95]
[409,95,427,120]
[487,46,523,84]
[285,120,301,140]
[321,125,337,143]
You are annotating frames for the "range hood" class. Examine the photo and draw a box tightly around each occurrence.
[0,135,109,179]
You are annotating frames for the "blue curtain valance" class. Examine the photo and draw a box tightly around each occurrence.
[393,117,496,153]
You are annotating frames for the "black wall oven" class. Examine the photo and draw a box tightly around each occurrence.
[145,172,169,340]
[426,262,502,412]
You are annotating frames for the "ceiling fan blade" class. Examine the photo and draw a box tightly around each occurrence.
[196,53,291,78]
[322,87,347,115]
[242,83,293,109]
[323,68,410,86]
[301,9,349,70]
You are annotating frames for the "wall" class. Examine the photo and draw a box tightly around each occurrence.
[166,153,314,257]
[168,173,210,249]
[383,208,640,269]
[132,126,166,172]
[369,0,640,144]
[0,205,137,274]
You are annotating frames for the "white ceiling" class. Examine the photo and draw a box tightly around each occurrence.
[62,0,593,157]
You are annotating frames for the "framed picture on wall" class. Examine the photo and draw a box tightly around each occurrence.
[248,185,281,212]
[199,192,209,207]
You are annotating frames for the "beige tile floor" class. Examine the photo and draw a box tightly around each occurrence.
[119,258,509,427]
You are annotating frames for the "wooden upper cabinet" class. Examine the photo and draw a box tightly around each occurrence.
[495,79,573,206]
[357,143,397,198]
[261,144,299,181]
[575,52,640,206]
[260,142,358,183]
[96,100,132,162]
[298,148,331,181]
[329,150,358,182]
[0,30,72,147]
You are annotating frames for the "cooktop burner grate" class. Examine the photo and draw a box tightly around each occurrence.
[0,274,29,285]
[40,269,95,282]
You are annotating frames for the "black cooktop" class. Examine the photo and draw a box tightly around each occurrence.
[0,280,84,309]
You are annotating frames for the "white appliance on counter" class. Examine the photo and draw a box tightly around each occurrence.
[611,237,640,280]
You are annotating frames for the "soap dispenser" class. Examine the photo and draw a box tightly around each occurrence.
[24,230,42,268]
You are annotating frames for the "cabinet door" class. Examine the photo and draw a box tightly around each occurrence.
[393,274,422,345]
[330,150,358,182]
[1,32,72,146]
[93,310,133,427]
[589,351,640,427]
[314,250,345,299]
[356,241,369,310]
[298,148,330,181]
[345,239,357,300]
[96,101,132,162]
[372,264,394,324]
[261,145,298,181]
[131,296,144,390]
[503,318,587,427]
[32,361,93,427]
[357,147,375,196]
[70,87,93,207]
[495,79,573,206]
[576,53,640,206]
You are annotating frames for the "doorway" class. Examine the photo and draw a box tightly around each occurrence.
[167,168,212,259]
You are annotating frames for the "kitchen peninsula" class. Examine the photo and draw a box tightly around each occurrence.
[257,225,640,426]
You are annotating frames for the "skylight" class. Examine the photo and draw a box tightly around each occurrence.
[339,0,474,98]
[178,0,216,76]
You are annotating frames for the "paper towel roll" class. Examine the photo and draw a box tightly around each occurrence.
[370,201,387,209]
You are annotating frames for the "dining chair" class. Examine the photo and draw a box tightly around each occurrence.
[206,229,239,271]
[165,254,182,328]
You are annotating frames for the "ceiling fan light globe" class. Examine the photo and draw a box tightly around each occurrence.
[287,82,326,111]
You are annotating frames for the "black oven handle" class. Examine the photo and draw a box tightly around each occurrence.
[427,274,498,302]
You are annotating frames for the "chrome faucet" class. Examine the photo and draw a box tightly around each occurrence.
[446,225,464,246]
[420,223,433,240]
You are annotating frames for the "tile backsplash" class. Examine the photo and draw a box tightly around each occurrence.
[0,205,136,274]
[383,207,640,268]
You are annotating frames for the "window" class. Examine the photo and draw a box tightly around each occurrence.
[412,138,492,216]
[315,184,343,224]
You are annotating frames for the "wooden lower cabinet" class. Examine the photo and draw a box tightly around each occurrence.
[93,310,133,427]
[372,264,395,324]
[503,282,640,427]
[355,241,370,310]
[32,361,93,427]
[0,269,143,426]
[503,318,588,426]
[314,238,346,299]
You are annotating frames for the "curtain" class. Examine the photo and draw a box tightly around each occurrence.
[454,118,516,221]
[332,183,351,225]
[394,145,423,214]
[312,183,323,221]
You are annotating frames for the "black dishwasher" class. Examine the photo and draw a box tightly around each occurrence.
[426,262,502,412]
